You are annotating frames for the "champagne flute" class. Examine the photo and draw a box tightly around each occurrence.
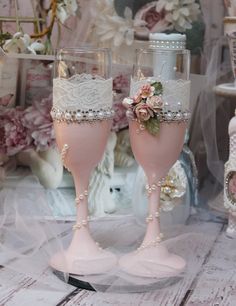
[120,48,191,278]
[50,47,117,275]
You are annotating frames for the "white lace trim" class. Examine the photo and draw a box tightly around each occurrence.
[130,78,191,112]
[53,74,113,112]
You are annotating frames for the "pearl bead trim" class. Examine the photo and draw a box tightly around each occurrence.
[136,233,164,252]
[149,39,186,50]
[72,216,90,230]
[146,211,160,223]
[75,190,88,205]
[51,107,115,124]
[146,178,166,196]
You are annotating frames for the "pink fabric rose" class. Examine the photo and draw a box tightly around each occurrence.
[146,95,163,112]
[135,103,154,121]
[140,84,155,99]
[133,94,142,104]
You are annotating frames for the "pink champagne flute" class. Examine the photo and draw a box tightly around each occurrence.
[120,48,191,278]
[50,47,117,275]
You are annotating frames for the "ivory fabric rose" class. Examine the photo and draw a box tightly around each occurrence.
[146,95,163,112]
[135,103,153,121]
[140,84,155,98]
[122,97,134,108]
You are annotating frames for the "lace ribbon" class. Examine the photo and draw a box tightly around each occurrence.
[53,74,113,112]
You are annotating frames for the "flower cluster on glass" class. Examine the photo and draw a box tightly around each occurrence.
[122,82,164,136]
[0,95,55,156]
[94,0,201,47]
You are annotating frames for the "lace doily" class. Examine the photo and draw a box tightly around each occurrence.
[130,79,191,112]
[53,74,113,112]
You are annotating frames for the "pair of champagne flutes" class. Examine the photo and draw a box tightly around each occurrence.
[50,47,190,279]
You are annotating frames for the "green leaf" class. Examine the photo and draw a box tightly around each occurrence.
[143,117,160,136]
[151,82,163,96]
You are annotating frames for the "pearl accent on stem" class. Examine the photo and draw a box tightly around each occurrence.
[146,211,160,223]
[72,216,90,230]
[145,177,166,196]
[136,233,164,252]
[75,189,88,205]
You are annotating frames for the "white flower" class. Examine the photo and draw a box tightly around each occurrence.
[56,3,68,24]
[64,0,78,16]
[163,0,201,32]
[3,32,44,54]
[54,0,78,24]
[3,32,29,53]
[27,41,45,55]
[94,0,146,47]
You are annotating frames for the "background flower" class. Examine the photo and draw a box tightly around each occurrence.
[0,107,32,156]
[93,0,146,47]
[135,1,171,33]
[0,94,55,157]
[22,95,55,152]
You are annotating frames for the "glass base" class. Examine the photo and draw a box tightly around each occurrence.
[52,268,183,293]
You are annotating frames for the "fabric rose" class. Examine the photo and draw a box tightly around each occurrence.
[135,103,154,121]
[146,95,163,112]
[133,94,142,104]
[140,84,155,99]
[122,97,134,108]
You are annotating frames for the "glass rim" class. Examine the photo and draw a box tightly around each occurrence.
[135,48,190,55]
[55,47,111,55]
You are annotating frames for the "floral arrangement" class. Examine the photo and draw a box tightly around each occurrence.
[1,0,79,54]
[122,82,164,136]
[93,0,201,47]
[0,95,55,156]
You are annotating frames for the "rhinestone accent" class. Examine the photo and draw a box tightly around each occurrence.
[51,107,114,123]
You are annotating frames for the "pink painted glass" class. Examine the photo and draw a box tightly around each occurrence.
[120,48,191,278]
[50,48,117,275]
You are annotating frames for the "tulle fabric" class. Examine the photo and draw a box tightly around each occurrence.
[0,176,70,291]
[189,35,233,201]
[0,175,213,293]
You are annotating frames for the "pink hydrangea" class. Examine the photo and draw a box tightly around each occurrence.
[0,107,32,156]
[112,74,130,131]
[113,74,129,93]
[22,94,55,151]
